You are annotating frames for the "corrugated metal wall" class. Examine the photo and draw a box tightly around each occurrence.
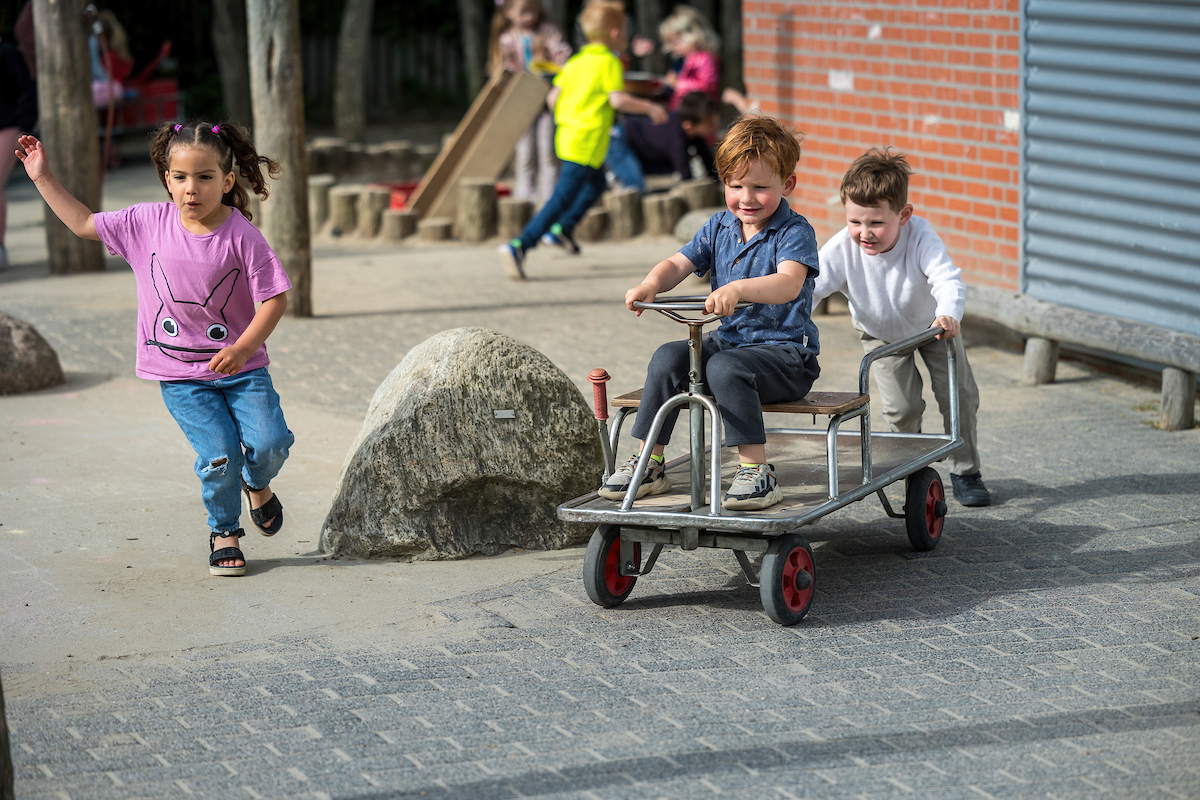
[1022,0,1200,336]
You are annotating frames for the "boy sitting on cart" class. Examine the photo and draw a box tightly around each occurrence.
[813,148,990,506]
[597,116,821,510]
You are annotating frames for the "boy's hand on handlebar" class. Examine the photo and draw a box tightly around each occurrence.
[705,284,742,317]
[15,135,49,182]
[932,315,960,339]
[625,282,658,315]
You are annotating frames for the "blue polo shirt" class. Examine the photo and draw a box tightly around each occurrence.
[679,199,821,353]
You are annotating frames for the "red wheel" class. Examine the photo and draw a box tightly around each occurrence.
[906,467,947,551]
[759,534,815,625]
[583,525,640,607]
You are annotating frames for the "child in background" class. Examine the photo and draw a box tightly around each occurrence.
[16,122,296,575]
[606,90,719,193]
[499,1,666,280]
[658,6,755,115]
[488,0,572,208]
[659,6,720,110]
[599,116,821,510]
[813,148,990,506]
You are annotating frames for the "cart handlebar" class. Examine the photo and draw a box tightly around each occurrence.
[632,294,754,325]
[858,326,948,395]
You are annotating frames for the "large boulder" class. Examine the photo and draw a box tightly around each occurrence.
[674,206,725,243]
[321,328,602,559]
[0,311,65,395]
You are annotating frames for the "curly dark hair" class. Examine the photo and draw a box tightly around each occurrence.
[150,121,280,223]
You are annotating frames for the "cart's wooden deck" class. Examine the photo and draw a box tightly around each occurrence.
[575,431,946,520]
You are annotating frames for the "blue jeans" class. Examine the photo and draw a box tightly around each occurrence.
[518,159,606,250]
[160,367,294,533]
[604,124,645,193]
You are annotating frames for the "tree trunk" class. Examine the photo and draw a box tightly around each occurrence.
[456,0,488,99]
[247,0,312,317]
[721,0,744,96]
[1,670,12,800]
[33,0,103,275]
[333,0,375,143]
[541,0,570,42]
[634,0,667,74]
[212,0,253,127]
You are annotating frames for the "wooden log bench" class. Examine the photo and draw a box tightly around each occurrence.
[967,286,1199,430]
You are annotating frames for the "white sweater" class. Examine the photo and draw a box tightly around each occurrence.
[814,215,966,342]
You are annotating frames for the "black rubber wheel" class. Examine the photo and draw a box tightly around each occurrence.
[583,525,640,608]
[905,467,947,551]
[759,534,816,625]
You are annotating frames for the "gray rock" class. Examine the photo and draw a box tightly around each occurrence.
[674,206,725,243]
[320,328,601,559]
[0,311,65,395]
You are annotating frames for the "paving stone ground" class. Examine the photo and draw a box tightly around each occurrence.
[2,163,1198,799]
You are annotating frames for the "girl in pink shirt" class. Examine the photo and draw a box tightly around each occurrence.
[659,7,721,110]
[17,121,293,578]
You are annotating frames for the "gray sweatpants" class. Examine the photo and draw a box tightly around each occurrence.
[856,323,982,475]
[631,333,820,448]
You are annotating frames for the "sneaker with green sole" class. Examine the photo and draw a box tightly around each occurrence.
[598,454,671,501]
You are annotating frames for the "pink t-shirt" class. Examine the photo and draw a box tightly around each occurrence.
[94,202,292,382]
[671,50,720,110]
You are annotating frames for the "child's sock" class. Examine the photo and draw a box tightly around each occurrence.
[739,462,760,469]
[650,454,664,464]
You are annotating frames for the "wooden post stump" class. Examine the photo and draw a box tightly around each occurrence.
[674,179,721,211]
[329,184,363,236]
[357,186,392,238]
[344,143,367,179]
[364,144,391,180]
[643,193,684,235]
[382,140,413,181]
[383,209,418,240]
[456,179,497,242]
[418,217,454,242]
[498,197,533,241]
[1022,337,1059,385]
[413,144,440,177]
[574,207,609,242]
[605,188,643,240]
[309,136,347,177]
[307,173,335,230]
[1160,367,1197,430]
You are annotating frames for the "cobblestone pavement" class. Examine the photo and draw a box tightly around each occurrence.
[3,164,1199,798]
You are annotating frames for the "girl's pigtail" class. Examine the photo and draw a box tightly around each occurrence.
[150,122,178,197]
[218,123,280,224]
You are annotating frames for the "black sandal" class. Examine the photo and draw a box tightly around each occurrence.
[242,480,284,536]
[210,529,247,577]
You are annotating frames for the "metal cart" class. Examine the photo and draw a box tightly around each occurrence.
[557,296,964,625]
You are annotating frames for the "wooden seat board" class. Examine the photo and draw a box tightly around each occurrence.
[611,388,868,415]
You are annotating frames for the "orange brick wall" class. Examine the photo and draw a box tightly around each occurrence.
[744,0,1022,289]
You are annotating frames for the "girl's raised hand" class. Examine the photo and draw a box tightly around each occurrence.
[15,135,49,182]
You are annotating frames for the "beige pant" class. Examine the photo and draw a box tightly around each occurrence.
[856,323,982,476]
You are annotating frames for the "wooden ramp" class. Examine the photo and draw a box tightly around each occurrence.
[407,70,549,221]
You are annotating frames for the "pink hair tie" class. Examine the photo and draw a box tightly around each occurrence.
[173,124,182,132]
[211,125,221,134]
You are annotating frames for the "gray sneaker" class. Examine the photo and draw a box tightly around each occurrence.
[723,463,784,510]
[598,454,671,501]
